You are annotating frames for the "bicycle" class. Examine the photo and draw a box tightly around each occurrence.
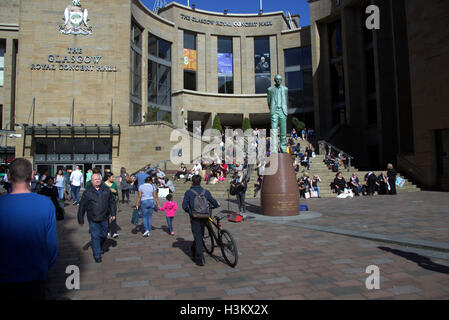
[202,214,239,268]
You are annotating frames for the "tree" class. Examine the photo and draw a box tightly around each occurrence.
[144,106,159,122]
[291,116,305,131]
[242,117,252,132]
[162,112,172,123]
[212,114,222,132]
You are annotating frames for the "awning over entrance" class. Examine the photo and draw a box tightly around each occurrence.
[23,124,121,156]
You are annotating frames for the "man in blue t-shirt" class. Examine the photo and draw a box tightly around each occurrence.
[0,158,58,300]
[136,169,149,188]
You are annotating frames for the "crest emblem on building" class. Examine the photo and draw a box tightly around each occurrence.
[59,0,92,35]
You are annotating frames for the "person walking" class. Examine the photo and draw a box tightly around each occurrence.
[104,172,119,239]
[136,169,149,188]
[159,193,178,235]
[39,176,64,220]
[55,169,65,201]
[0,158,58,299]
[387,163,397,195]
[70,166,83,205]
[86,169,93,185]
[182,175,220,266]
[63,167,71,201]
[78,173,116,263]
[119,167,131,204]
[135,176,159,237]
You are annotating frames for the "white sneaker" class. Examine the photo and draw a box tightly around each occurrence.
[143,231,150,237]
[112,233,119,239]
[107,233,111,237]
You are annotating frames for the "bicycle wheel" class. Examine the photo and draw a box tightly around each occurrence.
[202,225,215,255]
[219,229,238,267]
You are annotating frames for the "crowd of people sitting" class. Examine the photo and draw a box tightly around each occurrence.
[330,165,398,197]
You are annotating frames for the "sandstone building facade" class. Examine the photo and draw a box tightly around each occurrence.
[0,0,311,177]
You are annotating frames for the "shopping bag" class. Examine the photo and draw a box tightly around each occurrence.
[310,190,318,198]
[396,177,405,188]
[304,192,311,199]
[131,208,140,226]
[158,187,170,198]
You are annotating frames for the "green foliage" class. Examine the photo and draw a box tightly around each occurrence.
[242,117,252,131]
[212,114,222,132]
[162,112,172,123]
[291,117,305,131]
[144,106,160,122]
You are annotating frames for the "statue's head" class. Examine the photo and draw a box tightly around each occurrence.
[274,74,283,86]
[73,0,81,6]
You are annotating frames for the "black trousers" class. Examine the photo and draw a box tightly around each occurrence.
[121,189,130,202]
[190,217,208,261]
[236,192,246,213]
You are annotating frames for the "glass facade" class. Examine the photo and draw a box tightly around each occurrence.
[284,46,313,125]
[183,31,197,91]
[36,138,112,156]
[254,37,271,94]
[148,33,172,122]
[0,39,5,87]
[130,20,143,124]
[328,21,346,126]
[217,37,233,94]
[362,11,377,126]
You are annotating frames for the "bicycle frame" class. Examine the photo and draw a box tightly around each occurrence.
[206,216,223,246]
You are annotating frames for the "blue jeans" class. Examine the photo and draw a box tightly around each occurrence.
[141,199,154,233]
[57,187,64,200]
[71,185,80,203]
[88,220,108,259]
[166,217,174,233]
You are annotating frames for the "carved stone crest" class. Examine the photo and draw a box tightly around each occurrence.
[59,0,92,35]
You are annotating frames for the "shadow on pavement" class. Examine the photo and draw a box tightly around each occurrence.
[379,246,449,274]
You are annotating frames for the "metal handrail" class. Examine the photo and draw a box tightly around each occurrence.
[132,159,169,176]
[318,140,354,171]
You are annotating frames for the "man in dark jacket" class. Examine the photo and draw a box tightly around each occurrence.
[182,175,219,266]
[231,170,249,214]
[78,173,116,263]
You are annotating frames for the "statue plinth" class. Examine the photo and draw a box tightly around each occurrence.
[261,153,300,216]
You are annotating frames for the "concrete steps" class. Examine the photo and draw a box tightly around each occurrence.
[169,138,420,199]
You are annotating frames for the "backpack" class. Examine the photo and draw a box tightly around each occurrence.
[190,189,211,218]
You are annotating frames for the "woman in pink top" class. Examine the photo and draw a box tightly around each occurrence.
[159,194,178,235]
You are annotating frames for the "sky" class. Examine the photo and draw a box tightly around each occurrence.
[141,0,311,26]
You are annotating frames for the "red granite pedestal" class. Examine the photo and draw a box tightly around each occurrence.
[261,153,300,216]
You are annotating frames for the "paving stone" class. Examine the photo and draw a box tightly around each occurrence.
[388,285,422,295]
[262,277,292,285]
[370,258,393,265]
[164,272,190,279]
[260,241,280,246]
[115,257,141,262]
[157,264,182,270]
[251,259,274,265]
[331,259,354,265]
[298,250,323,256]
[262,250,283,256]
[226,287,257,296]
[328,286,363,296]
[219,276,253,284]
[121,280,149,288]
[175,286,206,295]
[341,267,365,274]
[308,277,336,285]
[116,271,148,278]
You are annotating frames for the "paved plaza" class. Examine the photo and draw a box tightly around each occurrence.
[45,191,449,300]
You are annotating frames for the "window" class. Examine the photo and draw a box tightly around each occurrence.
[328,21,346,125]
[130,20,143,124]
[148,33,172,122]
[217,37,233,94]
[254,37,271,94]
[284,46,314,126]
[0,39,5,87]
[183,31,197,91]
[362,10,377,126]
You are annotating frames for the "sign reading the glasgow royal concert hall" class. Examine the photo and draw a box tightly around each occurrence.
[59,0,92,35]
[180,14,273,27]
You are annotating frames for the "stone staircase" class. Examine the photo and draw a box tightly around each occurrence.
[169,138,420,199]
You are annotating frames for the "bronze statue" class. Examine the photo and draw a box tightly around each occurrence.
[267,74,288,153]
